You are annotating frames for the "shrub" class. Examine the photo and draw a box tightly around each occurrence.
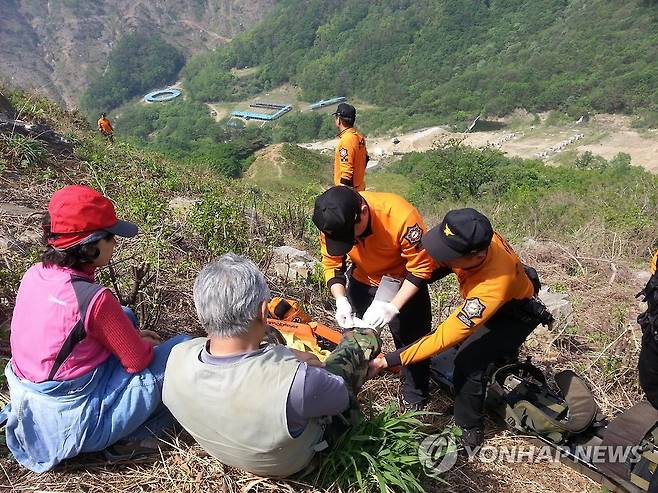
[312,406,438,493]
[188,192,272,260]
[389,141,658,258]
[0,133,47,167]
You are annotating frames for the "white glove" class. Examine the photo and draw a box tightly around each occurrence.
[335,296,355,328]
[362,300,399,330]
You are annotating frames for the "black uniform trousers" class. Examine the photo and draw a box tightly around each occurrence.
[640,334,658,410]
[450,306,537,429]
[347,278,432,404]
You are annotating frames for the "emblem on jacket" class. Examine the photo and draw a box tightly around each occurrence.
[404,224,423,245]
[457,298,486,328]
[339,148,349,162]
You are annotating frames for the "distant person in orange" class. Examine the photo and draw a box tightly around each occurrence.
[332,103,368,190]
[97,113,114,142]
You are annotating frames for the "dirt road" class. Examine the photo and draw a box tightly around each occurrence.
[301,114,658,171]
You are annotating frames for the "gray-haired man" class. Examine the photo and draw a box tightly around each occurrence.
[163,253,380,478]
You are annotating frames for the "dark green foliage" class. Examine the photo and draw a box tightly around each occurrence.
[116,100,269,178]
[396,140,510,201]
[181,56,239,102]
[388,142,658,256]
[182,0,658,128]
[271,112,335,143]
[81,32,185,117]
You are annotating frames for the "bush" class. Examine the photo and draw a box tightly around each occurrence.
[395,140,509,201]
[116,100,270,178]
[188,192,272,260]
[0,133,47,167]
[633,110,658,129]
[389,141,658,257]
[271,112,334,143]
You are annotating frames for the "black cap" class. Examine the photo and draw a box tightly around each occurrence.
[312,186,362,256]
[422,208,494,261]
[332,103,356,121]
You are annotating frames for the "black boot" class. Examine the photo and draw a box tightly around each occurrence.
[460,426,484,449]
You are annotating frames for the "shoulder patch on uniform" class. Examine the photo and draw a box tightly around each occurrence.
[339,148,349,162]
[462,298,486,319]
[404,223,423,245]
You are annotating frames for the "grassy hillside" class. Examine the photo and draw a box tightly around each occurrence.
[243,143,332,194]
[183,0,658,127]
[1,88,656,493]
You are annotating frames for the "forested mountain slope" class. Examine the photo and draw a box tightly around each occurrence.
[0,0,276,108]
[184,0,658,122]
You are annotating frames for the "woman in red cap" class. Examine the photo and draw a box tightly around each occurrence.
[0,185,190,472]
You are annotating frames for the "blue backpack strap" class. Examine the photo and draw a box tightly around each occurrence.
[46,275,104,381]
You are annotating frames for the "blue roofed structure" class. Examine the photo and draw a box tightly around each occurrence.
[309,96,347,110]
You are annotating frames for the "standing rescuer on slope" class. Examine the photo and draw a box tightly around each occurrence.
[368,208,552,447]
[97,113,114,142]
[312,186,434,410]
[332,103,368,190]
[638,250,658,409]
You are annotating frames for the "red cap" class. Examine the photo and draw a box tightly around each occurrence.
[48,185,138,250]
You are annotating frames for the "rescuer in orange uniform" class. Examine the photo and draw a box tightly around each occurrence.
[97,113,114,142]
[369,208,551,447]
[312,186,434,409]
[332,103,368,190]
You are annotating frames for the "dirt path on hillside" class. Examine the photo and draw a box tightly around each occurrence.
[206,103,229,122]
[245,144,284,180]
[579,130,658,170]
[301,113,658,171]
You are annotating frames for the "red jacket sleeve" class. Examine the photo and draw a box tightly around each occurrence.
[86,290,154,373]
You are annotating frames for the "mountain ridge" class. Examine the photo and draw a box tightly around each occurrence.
[0,0,277,109]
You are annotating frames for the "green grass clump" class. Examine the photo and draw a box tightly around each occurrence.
[0,133,47,167]
[312,406,436,493]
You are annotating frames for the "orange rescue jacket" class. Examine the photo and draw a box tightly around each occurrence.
[386,232,535,367]
[652,250,657,275]
[320,191,434,288]
[334,127,368,191]
[98,117,113,134]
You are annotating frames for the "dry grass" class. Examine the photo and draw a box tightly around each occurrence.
[0,185,647,492]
